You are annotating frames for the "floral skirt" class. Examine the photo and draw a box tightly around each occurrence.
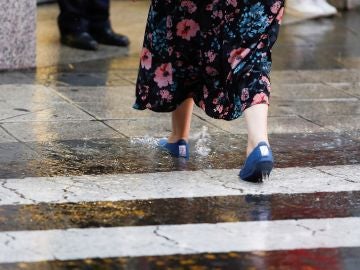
[133,0,285,121]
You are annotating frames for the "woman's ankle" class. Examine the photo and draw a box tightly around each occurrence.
[167,134,189,143]
[246,138,270,156]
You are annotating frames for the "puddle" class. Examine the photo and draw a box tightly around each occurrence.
[0,132,359,178]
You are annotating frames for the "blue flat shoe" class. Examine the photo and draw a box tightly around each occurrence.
[239,142,274,183]
[158,138,190,159]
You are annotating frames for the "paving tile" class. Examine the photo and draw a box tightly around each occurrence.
[0,126,17,143]
[0,85,84,121]
[309,115,360,132]
[269,70,304,84]
[0,102,32,121]
[0,142,39,163]
[272,48,344,70]
[280,99,360,120]
[105,116,225,137]
[50,72,118,87]
[1,121,124,142]
[200,115,326,135]
[271,83,355,100]
[326,82,360,98]
[316,164,360,183]
[295,69,360,83]
[115,69,138,84]
[54,85,144,119]
[1,103,93,122]
[0,72,35,84]
[0,84,64,108]
[55,85,134,103]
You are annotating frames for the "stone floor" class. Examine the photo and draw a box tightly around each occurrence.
[0,1,360,270]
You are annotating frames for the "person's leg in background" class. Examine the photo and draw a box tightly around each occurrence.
[87,0,130,47]
[57,0,98,50]
[286,0,337,18]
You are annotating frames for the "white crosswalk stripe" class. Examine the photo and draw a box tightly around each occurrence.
[0,164,359,205]
[1,217,360,264]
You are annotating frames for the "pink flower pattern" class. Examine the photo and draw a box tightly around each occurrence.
[134,0,285,120]
[140,48,152,70]
[176,19,200,41]
[154,63,173,88]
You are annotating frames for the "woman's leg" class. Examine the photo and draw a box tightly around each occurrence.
[244,104,269,156]
[168,98,194,143]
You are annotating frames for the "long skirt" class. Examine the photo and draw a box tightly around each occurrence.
[133,0,285,121]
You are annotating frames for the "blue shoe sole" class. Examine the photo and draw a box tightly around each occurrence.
[240,160,274,183]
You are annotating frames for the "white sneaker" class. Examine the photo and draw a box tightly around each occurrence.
[286,0,325,16]
[313,0,338,16]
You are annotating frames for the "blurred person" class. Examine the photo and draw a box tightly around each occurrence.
[286,0,337,18]
[134,1,285,182]
[58,0,130,50]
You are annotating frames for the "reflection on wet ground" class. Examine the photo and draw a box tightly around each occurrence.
[0,191,359,231]
[2,248,360,270]
[0,132,359,179]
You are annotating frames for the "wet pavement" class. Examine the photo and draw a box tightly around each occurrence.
[0,132,359,179]
[0,1,360,270]
[2,248,360,270]
[1,191,359,231]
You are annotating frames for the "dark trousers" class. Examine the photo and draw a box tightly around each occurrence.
[58,0,110,35]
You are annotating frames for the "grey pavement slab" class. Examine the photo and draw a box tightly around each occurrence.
[271,83,356,100]
[272,12,360,70]
[291,69,360,83]
[201,115,326,135]
[326,82,360,98]
[0,102,33,121]
[1,121,124,142]
[76,102,156,120]
[35,71,133,88]
[0,142,39,163]
[49,72,131,87]
[54,85,134,103]
[271,70,305,84]
[0,126,17,143]
[309,115,360,132]
[116,69,138,85]
[106,116,225,138]
[280,99,360,119]
[0,84,64,108]
[0,72,35,85]
[1,103,93,122]
[54,85,148,120]
[272,48,345,70]
[316,164,360,183]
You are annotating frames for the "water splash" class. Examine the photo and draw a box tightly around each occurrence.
[130,135,160,149]
[191,126,211,157]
